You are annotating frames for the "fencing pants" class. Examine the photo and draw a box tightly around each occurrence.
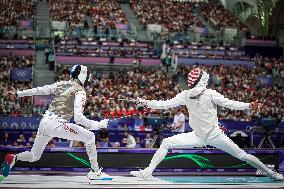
[147,127,274,176]
[16,112,99,171]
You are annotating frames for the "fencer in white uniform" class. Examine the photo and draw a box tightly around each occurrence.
[131,67,283,181]
[1,65,110,180]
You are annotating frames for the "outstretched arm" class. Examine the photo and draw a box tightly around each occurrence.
[138,91,186,110]
[74,91,108,130]
[211,90,261,111]
[16,83,58,97]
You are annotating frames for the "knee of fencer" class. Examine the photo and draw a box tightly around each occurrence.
[85,134,96,146]
[236,151,250,161]
[160,139,171,149]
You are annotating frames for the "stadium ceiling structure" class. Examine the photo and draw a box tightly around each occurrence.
[220,0,280,36]
[220,0,257,10]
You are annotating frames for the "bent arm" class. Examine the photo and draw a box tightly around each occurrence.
[17,83,57,97]
[74,91,100,129]
[211,90,250,110]
[146,91,186,110]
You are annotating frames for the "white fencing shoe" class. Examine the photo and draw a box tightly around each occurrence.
[130,168,154,180]
[269,172,284,181]
[87,168,112,180]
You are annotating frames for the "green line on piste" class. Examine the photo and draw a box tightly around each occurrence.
[66,152,214,169]
[163,154,214,168]
[66,152,274,169]
[163,154,274,169]
[66,153,90,167]
[229,155,273,168]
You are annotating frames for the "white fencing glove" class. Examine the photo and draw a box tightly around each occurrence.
[98,119,109,129]
[89,119,109,130]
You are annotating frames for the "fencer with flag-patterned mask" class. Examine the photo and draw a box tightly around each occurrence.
[132,67,283,181]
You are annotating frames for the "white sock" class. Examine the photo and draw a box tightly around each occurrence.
[86,142,99,171]
[17,151,34,162]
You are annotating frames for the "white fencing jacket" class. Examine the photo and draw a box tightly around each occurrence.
[145,71,251,137]
[17,80,101,130]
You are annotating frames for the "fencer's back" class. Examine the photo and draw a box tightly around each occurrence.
[48,80,84,120]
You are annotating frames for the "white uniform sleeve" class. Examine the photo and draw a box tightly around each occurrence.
[17,83,57,97]
[210,90,250,110]
[146,91,186,110]
[74,91,100,129]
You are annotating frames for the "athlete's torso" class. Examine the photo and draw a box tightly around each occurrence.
[185,89,219,136]
[48,80,85,120]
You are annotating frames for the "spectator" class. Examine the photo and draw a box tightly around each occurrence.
[144,133,153,148]
[28,132,36,143]
[16,134,26,146]
[113,142,120,148]
[123,131,136,148]
[73,141,85,147]
[44,47,50,64]
[135,137,141,148]
[48,52,55,71]
[169,107,186,133]
[117,123,129,131]
[16,134,26,143]
[2,132,10,146]
[97,128,110,142]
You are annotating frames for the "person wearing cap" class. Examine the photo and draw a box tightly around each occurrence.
[132,67,283,181]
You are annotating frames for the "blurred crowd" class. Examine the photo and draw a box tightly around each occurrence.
[178,57,284,121]
[54,37,157,58]
[55,66,182,118]
[0,53,283,122]
[168,41,250,61]
[130,0,247,33]
[50,0,127,30]
[0,0,36,27]
[199,1,247,30]
[130,0,203,33]
[0,55,34,115]
[1,130,155,149]
[0,0,247,34]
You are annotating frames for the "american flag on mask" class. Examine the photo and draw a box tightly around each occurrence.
[188,67,202,88]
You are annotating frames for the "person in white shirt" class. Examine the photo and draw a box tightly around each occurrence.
[170,108,185,133]
[144,133,153,148]
[131,67,283,181]
[124,131,136,148]
[1,65,110,180]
